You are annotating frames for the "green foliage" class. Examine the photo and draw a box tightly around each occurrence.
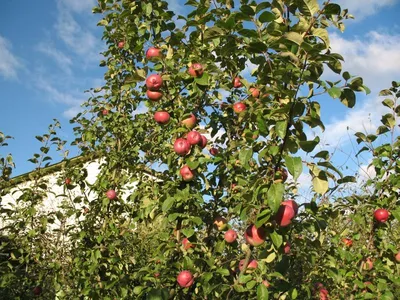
[0,1,399,299]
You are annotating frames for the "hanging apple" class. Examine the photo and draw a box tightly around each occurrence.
[224,229,237,243]
[154,111,170,124]
[374,208,389,223]
[187,131,202,145]
[174,138,191,156]
[180,165,195,181]
[244,224,266,246]
[188,63,204,77]
[233,102,246,114]
[177,270,194,288]
[146,74,163,91]
[146,47,162,60]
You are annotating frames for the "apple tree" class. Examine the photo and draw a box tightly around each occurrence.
[1,0,399,299]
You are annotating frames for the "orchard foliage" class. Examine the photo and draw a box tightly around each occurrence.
[0,0,399,299]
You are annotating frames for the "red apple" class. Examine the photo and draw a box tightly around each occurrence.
[174,138,191,156]
[102,109,109,116]
[117,41,124,49]
[188,63,204,77]
[214,217,228,231]
[395,251,400,263]
[210,147,218,156]
[233,102,246,114]
[33,286,42,296]
[177,270,194,288]
[276,202,295,227]
[181,114,197,129]
[282,200,298,215]
[65,178,71,185]
[224,229,237,243]
[154,111,170,124]
[187,131,202,145]
[342,238,353,247]
[147,90,163,101]
[180,165,195,182]
[233,77,242,88]
[198,135,207,148]
[83,207,89,214]
[245,224,266,247]
[146,74,163,91]
[283,242,291,254]
[146,47,162,60]
[154,272,160,278]
[239,259,258,272]
[319,288,329,300]
[362,258,373,270]
[262,280,270,288]
[249,87,260,98]
[374,208,389,223]
[182,238,194,250]
[106,189,117,200]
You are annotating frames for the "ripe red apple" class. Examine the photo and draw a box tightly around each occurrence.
[154,111,170,124]
[275,202,296,227]
[147,90,163,101]
[188,63,204,77]
[187,131,202,145]
[117,41,124,49]
[174,138,191,156]
[214,217,228,231]
[210,147,219,156]
[33,286,42,296]
[245,224,266,247]
[233,102,246,114]
[362,258,373,270]
[342,238,353,247]
[154,272,160,278]
[182,238,194,250]
[262,280,270,288]
[106,189,117,200]
[177,270,194,288]
[319,288,329,300]
[283,242,291,254]
[374,208,389,223]
[146,74,163,91]
[239,259,258,272]
[249,87,260,98]
[102,109,109,116]
[198,135,207,148]
[282,200,298,215]
[233,77,242,88]
[65,178,71,185]
[146,47,162,60]
[224,229,237,243]
[180,165,195,182]
[181,114,197,129]
[395,251,400,263]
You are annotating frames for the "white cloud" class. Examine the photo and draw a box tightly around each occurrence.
[0,35,24,80]
[335,0,397,20]
[55,3,100,59]
[35,77,83,106]
[330,31,400,93]
[58,0,96,13]
[36,42,73,74]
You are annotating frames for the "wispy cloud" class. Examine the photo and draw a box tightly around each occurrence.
[36,42,73,74]
[55,1,100,60]
[335,0,397,20]
[0,35,24,80]
[58,0,96,14]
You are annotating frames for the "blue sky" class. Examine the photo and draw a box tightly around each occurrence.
[0,0,400,192]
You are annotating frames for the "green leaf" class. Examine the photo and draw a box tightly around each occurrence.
[324,3,341,15]
[299,136,320,153]
[391,208,400,222]
[328,87,341,99]
[257,284,269,300]
[270,231,283,248]
[267,183,284,213]
[284,156,303,181]
[162,197,174,212]
[310,165,329,195]
[275,121,287,139]
[312,28,330,48]
[381,113,396,129]
[216,268,230,276]
[284,32,304,45]
[298,0,320,16]
[256,209,271,228]
[264,252,276,263]
[204,27,225,40]
[146,288,169,300]
[259,11,276,23]
[181,228,195,238]
[239,148,253,169]
[194,73,209,86]
[340,89,356,108]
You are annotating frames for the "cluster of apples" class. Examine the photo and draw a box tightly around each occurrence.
[176,201,298,288]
